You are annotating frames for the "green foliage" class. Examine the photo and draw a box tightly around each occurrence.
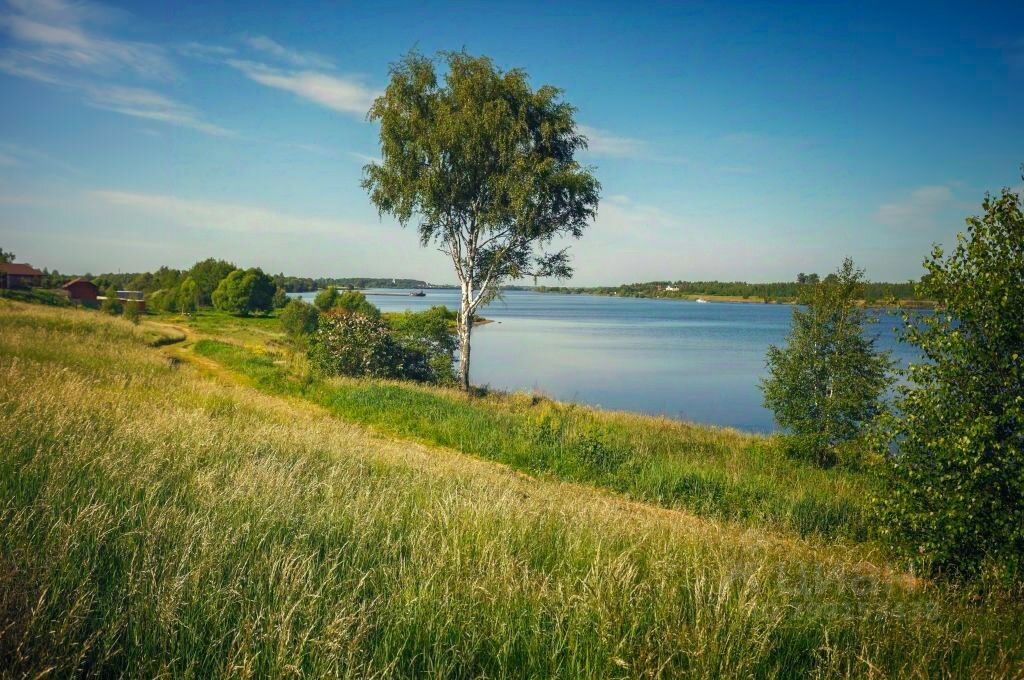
[177,278,199,315]
[212,268,275,316]
[272,286,289,309]
[308,310,406,379]
[363,50,600,389]
[188,258,236,305]
[123,300,142,324]
[0,246,13,263]
[100,285,122,315]
[279,299,319,341]
[879,184,1024,582]
[307,307,454,383]
[334,290,380,318]
[388,306,458,384]
[761,259,893,467]
[313,286,339,311]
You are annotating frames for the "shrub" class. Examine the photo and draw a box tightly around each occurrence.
[388,306,457,384]
[279,299,319,342]
[308,310,404,379]
[335,290,380,319]
[123,300,141,324]
[313,286,339,311]
[101,286,122,315]
[761,258,893,467]
[878,183,1024,581]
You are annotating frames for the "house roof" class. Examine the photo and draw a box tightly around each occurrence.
[0,263,43,276]
[62,277,97,289]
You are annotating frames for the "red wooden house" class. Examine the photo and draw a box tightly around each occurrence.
[0,263,43,289]
[62,278,100,304]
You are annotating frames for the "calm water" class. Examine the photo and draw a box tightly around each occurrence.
[295,289,915,433]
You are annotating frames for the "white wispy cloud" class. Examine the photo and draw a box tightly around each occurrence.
[875,185,956,229]
[0,141,80,174]
[595,194,678,232]
[228,58,379,118]
[578,125,646,159]
[243,35,333,69]
[84,85,234,136]
[578,124,685,163]
[0,0,232,136]
[0,0,174,80]
[88,189,378,237]
[175,41,235,60]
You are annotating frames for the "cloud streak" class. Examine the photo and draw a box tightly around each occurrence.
[0,0,232,136]
[0,0,174,80]
[875,185,955,229]
[228,59,379,118]
[243,35,334,70]
[84,85,234,136]
[578,124,685,163]
[88,189,378,237]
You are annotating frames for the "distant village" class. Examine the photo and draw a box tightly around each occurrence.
[0,260,146,309]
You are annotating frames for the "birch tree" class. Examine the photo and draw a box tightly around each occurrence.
[362,51,600,390]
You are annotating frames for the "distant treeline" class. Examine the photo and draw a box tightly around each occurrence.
[275,277,433,292]
[36,259,433,301]
[535,277,925,303]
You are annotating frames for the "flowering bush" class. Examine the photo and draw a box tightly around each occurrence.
[308,310,404,379]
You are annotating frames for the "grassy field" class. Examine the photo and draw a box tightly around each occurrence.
[192,340,876,543]
[2,300,1023,677]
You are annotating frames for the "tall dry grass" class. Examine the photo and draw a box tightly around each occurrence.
[1,301,1022,677]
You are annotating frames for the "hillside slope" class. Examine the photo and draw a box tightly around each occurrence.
[1,301,1022,677]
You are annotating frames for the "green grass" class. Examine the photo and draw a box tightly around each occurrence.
[0,287,72,307]
[3,301,1024,678]
[193,339,877,543]
[150,308,284,345]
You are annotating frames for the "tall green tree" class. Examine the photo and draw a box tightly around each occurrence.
[0,247,14,263]
[212,268,275,316]
[363,50,600,390]
[272,286,289,309]
[761,258,893,466]
[878,182,1024,581]
[178,278,199,315]
[188,258,236,305]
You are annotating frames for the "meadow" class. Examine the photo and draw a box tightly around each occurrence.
[2,300,1023,677]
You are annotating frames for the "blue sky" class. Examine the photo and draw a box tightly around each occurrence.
[1,0,1021,285]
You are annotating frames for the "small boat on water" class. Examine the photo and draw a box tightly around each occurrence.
[696,298,709,304]
[410,290,426,297]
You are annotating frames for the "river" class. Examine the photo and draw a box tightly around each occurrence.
[294,289,917,433]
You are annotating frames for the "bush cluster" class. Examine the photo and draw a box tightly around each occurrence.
[307,306,456,384]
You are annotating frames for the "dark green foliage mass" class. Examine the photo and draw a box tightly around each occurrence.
[279,299,319,341]
[314,286,339,311]
[879,183,1024,582]
[212,268,275,316]
[188,258,237,305]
